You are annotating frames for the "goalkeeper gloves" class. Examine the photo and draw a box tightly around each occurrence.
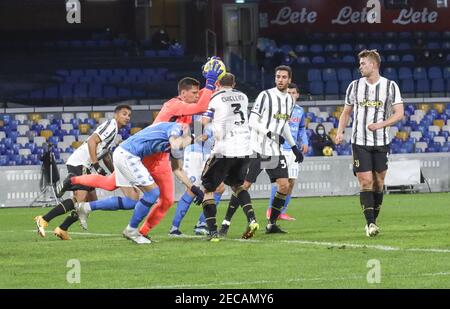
[204,60,224,90]
[190,185,205,205]
[91,162,107,176]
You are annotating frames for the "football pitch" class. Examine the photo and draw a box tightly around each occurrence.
[1,192,449,289]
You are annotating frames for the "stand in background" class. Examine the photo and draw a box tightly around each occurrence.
[29,144,61,207]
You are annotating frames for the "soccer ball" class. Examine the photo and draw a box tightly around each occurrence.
[203,58,227,81]
[323,146,333,156]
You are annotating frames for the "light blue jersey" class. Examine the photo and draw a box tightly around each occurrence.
[183,125,213,160]
[120,122,183,158]
[282,104,309,150]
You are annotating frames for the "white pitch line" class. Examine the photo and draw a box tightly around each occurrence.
[22,230,450,253]
[133,271,450,289]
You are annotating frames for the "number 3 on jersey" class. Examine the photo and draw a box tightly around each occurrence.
[231,103,245,124]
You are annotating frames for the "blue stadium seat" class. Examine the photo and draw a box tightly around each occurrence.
[368,43,382,50]
[310,44,323,53]
[383,67,398,80]
[308,69,322,82]
[431,79,445,93]
[384,43,397,51]
[354,43,366,51]
[297,56,310,64]
[309,81,324,95]
[311,56,325,64]
[337,68,352,81]
[387,54,400,62]
[442,67,450,79]
[399,67,413,80]
[352,68,361,80]
[324,44,337,52]
[322,68,337,81]
[416,79,430,93]
[397,42,411,50]
[342,55,355,63]
[401,54,415,62]
[325,81,339,95]
[401,79,415,94]
[428,67,442,79]
[426,42,440,49]
[340,80,352,94]
[295,44,308,53]
[413,67,427,80]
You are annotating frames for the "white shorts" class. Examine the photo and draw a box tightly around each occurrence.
[282,149,299,179]
[183,151,207,187]
[113,146,155,187]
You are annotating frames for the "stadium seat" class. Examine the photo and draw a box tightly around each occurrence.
[401,79,415,94]
[309,81,324,96]
[383,67,397,80]
[29,113,42,123]
[413,67,427,80]
[78,124,90,134]
[16,136,29,146]
[416,79,430,94]
[337,68,352,81]
[63,135,77,144]
[401,54,415,62]
[40,130,53,140]
[433,119,445,128]
[17,125,29,136]
[71,141,83,149]
[311,56,325,64]
[325,81,339,95]
[322,68,337,81]
[399,67,413,80]
[409,131,422,141]
[308,69,322,82]
[431,79,445,93]
[433,136,446,145]
[15,114,28,124]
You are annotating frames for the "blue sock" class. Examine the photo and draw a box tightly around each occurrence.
[90,196,137,211]
[268,184,277,209]
[281,194,292,214]
[197,192,222,225]
[172,192,194,229]
[129,187,160,228]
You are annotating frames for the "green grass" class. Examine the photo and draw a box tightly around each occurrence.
[0,193,449,288]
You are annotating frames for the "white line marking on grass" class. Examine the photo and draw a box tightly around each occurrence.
[22,230,450,253]
[25,230,117,237]
[133,271,450,289]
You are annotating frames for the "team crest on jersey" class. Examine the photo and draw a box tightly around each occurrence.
[273,113,290,120]
[360,99,383,108]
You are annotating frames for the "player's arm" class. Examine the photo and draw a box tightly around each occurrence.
[298,111,309,153]
[174,88,214,116]
[282,123,304,163]
[248,92,269,135]
[86,133,106,175]
[336,81,356,144]
[101,152,114,173]
[336,104,353,144]
[170,158,204,204]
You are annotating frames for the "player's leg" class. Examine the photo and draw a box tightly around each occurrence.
[55,189,95,239]
[352,145,378,236]
[372,146,389,227]
[195,184,223,235]
[170,190,194,236]
[278,179,295,221]
[139,165,174,236]
[266,156,290,234]
[75,187,140,230]
[71,172,118,191]
[220,155,260,233]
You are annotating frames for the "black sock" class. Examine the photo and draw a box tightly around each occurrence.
[270,191,286,224]
[360,191,375,225]
[236,189,255,223]
[202,199,217,233]
[374,191,383,222]
[224,194,240,222]
[43,199,75,222]
[59,211,79,231]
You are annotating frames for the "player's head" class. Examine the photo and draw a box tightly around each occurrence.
[274,65,292,92]
[114,104,132,128]
[287,83,300,102]
[178,77,200,104]
[358,49,381,78]
[218,73,235,89]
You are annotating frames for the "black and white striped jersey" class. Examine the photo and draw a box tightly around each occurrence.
[345,77,403,146]
[66,119,118,167]
[250,87,295,156]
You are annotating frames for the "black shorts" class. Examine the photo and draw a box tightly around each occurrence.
[67,165,94,192]
[352,144,389,174]
[201,155,250,193]
[245,153,289,183]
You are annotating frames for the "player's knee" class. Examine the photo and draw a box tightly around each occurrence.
[277,181,290,194]
[242,181,252,191]
[359,178,373,190]
[160,194,174,208]
[142,187,160,205]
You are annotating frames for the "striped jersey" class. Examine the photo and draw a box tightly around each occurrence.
[250,87,295,156]
[66,119,118,167]
[344,76,402,146]
[204,88,252,157]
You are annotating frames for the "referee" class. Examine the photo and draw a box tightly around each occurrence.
[335,49,404,237]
